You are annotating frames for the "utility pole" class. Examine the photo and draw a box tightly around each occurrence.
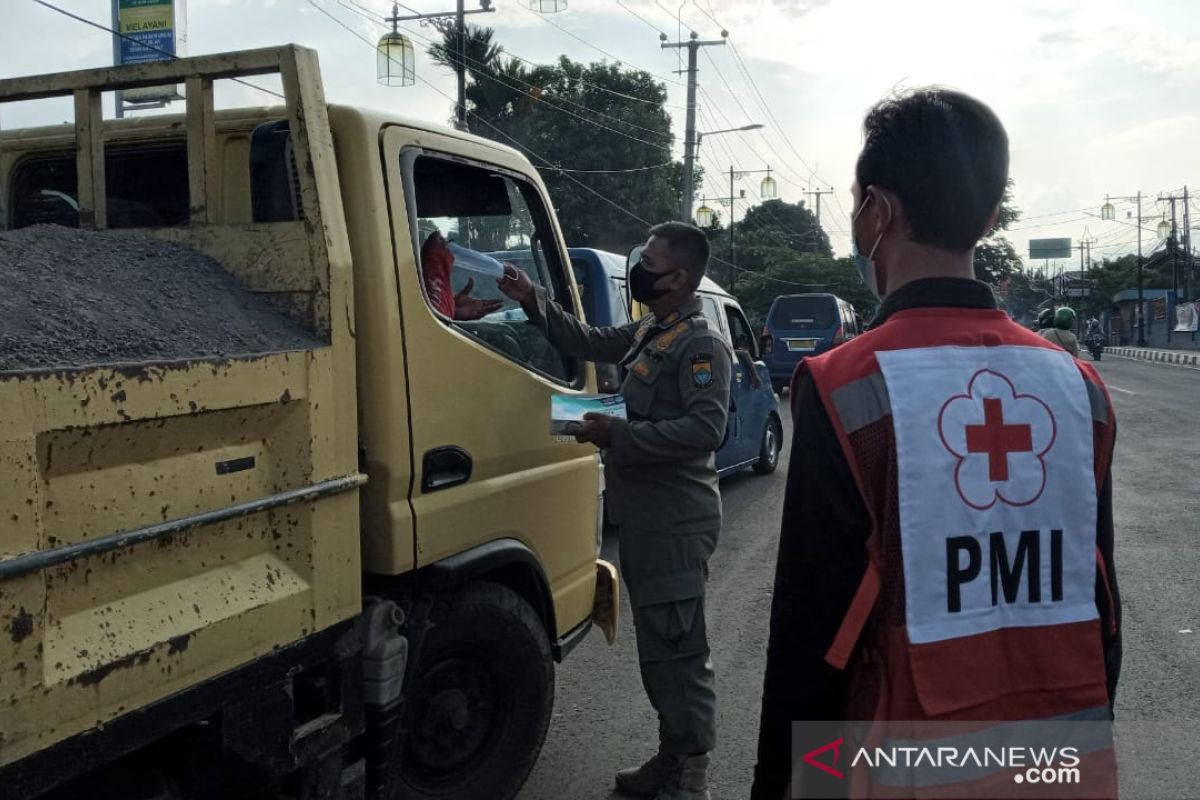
[1159,191,1185,338]
[1100,191,1146,346]
[662,30,727,223]
[1183,185,1192,301]
[805,186,834,225]
[455,0,466,129]
[725,164,772,291]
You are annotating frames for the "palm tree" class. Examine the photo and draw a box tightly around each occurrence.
[429,25,516,128]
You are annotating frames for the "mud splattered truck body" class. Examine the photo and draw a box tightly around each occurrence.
[0,46,613,800]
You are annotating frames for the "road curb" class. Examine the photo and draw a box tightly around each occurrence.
[1106,346,1200,369]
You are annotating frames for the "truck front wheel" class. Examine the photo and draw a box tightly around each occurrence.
[396,582,554,800]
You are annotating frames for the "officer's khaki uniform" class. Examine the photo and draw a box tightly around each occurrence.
[529,287,731,756]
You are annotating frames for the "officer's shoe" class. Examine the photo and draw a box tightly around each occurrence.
[615,750,674,797]
[653,753,710,800]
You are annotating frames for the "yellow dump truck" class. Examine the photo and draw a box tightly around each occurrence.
[0,46,615,800]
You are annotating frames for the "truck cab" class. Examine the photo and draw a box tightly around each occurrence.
[0,46,611,800]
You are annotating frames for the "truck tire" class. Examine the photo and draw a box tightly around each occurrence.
[396,582,554,800]
[753,414,783,475]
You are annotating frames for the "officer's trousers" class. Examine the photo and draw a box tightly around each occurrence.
[618,523,718,756]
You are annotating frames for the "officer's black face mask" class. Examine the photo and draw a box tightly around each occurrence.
[629,261,678,303]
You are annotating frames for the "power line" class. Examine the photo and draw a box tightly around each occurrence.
[316,2,676,151]
[339,0,681,117]
[617,0,667,35]
[28,0,285,100]
[553,161,676,174]
[696,1,851,230]
[516,3,685,99]
[315,0,817,289]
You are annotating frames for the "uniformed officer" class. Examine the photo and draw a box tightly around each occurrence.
[498,221,731,800]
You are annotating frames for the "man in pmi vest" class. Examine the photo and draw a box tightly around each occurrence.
[751,89,1121,799]
[499,222,732,800]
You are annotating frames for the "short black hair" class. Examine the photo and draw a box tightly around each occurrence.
[856,87,1009,252]
[649,221,710,284]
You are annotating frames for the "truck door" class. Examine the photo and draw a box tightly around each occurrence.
[380,129,600,635]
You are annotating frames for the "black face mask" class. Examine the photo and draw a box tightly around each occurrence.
[629,261,676,303]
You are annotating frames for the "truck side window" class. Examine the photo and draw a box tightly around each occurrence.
[409,154,576,384]
[9,146,188,229]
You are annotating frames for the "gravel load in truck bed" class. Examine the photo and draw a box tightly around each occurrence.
[0,224,321,373]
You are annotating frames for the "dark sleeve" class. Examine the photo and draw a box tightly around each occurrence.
[1096,459,1122,711]
[750,368,870,800]
[525,285,638,363]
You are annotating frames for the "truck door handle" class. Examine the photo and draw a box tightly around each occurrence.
[422,446,473,493]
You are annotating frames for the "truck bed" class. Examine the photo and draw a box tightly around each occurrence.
[0,224,320,372]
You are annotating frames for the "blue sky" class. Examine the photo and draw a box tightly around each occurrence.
[2,0,1197,264]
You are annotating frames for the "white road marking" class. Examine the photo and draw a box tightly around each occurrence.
[1108,385,1137,395]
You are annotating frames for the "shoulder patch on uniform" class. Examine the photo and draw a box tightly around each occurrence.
[656,321,691,351]
[690,353,715,388]
[632,360,651,377]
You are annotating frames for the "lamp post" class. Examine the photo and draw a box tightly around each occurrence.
[686,123,763,222]
[1100,192,1146,346]
[379,1,565,129]
[726,165,774,291]
[696,162,775,290]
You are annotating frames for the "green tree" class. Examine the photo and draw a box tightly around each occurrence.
[429,26,681,253]
[996,267,1052,326]
[1086,255,1137,316]
[974,182,1023,285]
[736,199,831,257]
[729,251,878,329]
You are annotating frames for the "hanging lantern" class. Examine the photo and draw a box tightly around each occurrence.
[1157,218,1172,239]
[528,0,567,11]
[696,204,715,228]
[760,173,778,200]
[377,31,415,87]
[1100,199,1115,221]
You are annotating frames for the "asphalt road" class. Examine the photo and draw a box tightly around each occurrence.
[519,355,1200,800]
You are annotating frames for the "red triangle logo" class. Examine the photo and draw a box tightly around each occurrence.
[802,736,845,780]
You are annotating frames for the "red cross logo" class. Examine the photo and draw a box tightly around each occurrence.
[938,370,1056,510]
[965,397,1034,482]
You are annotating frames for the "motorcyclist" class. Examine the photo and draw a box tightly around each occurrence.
[1037,307,1055,331]
[1040,306,1080,356]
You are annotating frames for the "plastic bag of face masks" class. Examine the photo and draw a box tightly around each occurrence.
[446,242,505,278]
[550,394,626,437]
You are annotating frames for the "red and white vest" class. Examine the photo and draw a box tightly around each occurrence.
[803,307,1118,798]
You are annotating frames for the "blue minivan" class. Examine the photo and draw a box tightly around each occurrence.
[485,247,782,475]
[573,247,783,477]
[762,293,862,393]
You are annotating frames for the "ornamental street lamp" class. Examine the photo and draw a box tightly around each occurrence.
[686,123,763,222]
[379,1,564,128]
[377,19,415,86]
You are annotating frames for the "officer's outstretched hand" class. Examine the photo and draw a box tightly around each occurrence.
[575,412,615,449]
[497,263,535,308]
